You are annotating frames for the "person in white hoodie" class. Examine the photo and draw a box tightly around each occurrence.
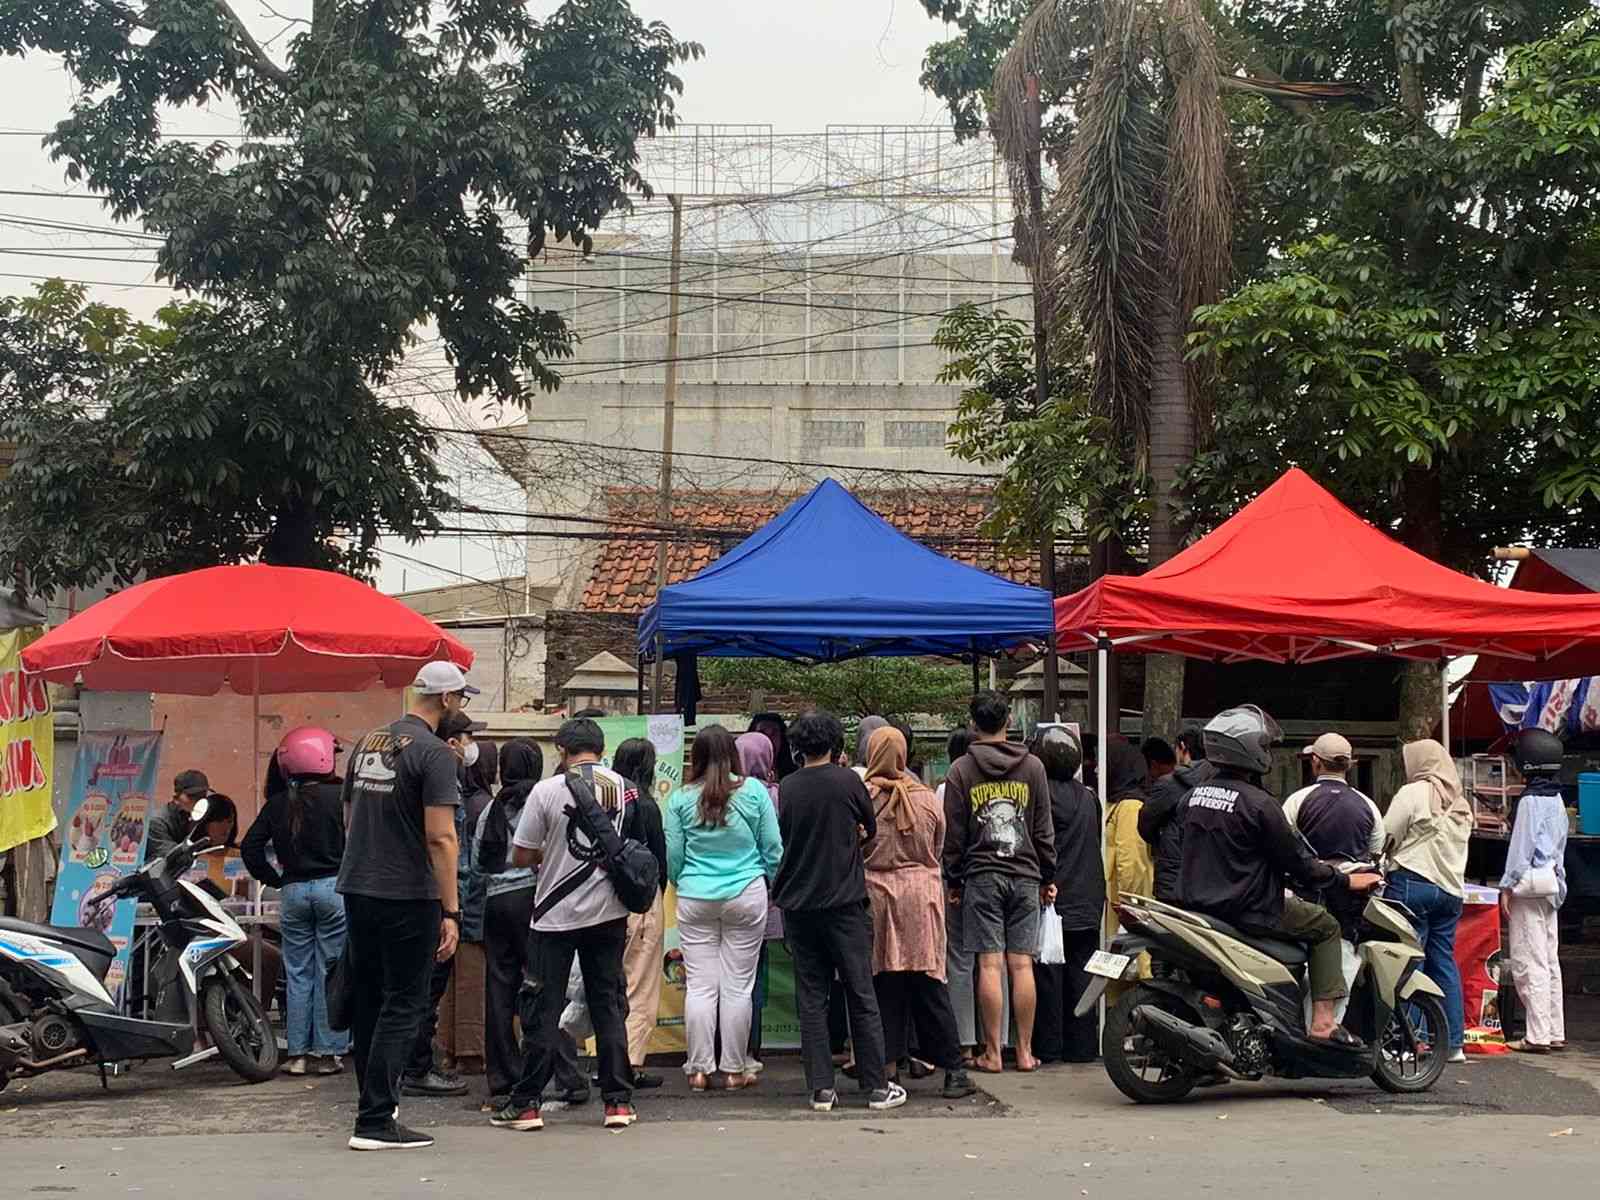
[1498,730,1569,1054]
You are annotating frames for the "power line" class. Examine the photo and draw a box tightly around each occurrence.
[429,426,997,480]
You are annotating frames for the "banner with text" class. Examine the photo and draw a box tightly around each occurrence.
[51,730,163,1003]
[0,628,55,853]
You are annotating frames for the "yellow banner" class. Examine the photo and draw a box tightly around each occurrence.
[0,627,55,853]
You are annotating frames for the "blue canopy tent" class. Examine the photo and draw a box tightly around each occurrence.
[636,480,1054,675]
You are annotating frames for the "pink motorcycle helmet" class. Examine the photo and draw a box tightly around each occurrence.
[276,726,340,778]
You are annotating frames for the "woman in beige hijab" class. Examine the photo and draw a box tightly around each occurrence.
[1383,739,1472,1063]
[862,726,977,1100]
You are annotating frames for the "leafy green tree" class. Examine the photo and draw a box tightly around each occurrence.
[700,657,974,723]
[0,0,699,593]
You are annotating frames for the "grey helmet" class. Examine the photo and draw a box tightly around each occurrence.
[1512,728,1564,776]
[1202,705,1282,775]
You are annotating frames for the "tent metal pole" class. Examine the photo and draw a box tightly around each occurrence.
[1096,633,1110,1039]
[1440,658,1451,755]
[636,653,646,716]
[971,647,981,697]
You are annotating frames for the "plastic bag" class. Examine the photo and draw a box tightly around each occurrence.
[1038,905,1065,965]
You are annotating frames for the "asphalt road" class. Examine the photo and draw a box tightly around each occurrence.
[4,1051,1598,1198]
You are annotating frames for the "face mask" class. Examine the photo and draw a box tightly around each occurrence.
[461,741,480,768]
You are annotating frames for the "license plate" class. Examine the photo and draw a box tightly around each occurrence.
[1084,950,1131,979]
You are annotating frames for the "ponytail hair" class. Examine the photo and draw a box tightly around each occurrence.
[687,724,743,828]
[286,778,306,843]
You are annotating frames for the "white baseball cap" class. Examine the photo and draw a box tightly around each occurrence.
[412,661,479,696]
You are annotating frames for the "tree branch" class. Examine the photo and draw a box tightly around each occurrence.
[90,0,154,31]
[212,0,291,87]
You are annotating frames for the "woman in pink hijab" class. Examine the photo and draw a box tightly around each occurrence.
[737,732,783,1065]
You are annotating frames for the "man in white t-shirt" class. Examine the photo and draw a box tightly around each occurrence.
[489,717,636,1133]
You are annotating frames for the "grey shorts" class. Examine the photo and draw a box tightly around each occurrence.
[962,871,1041,956]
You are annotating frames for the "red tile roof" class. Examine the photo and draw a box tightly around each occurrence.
[580,488,1038,614]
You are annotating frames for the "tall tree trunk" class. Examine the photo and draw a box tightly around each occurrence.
[1143,278,1191,740]
[263,497,320,567]
[1396,466,1447,741]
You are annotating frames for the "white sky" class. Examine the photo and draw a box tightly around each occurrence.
[0,1,958,595]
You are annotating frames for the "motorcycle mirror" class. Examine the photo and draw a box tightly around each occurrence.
[188,795,211,830]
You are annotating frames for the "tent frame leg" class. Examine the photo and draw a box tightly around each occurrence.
[971,646,981,698]
[1096,633,1110,1040]
[1440,657,1451,754]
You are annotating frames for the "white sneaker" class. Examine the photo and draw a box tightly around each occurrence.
[1447,1048,1468,1064]
[867,1081,908,1111]
[283,1056,308,1076]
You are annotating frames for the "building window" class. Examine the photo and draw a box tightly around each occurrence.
[884,420,946,449]
[801,419,865,448]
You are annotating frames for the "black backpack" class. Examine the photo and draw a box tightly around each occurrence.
[538,767,658,919]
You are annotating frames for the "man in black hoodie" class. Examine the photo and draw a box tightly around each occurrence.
[1139,727,1216,902]
[942,692,1055,1073]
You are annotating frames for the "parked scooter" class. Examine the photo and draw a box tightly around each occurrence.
[0,798,278,1090]
[1077,872,1448,1103]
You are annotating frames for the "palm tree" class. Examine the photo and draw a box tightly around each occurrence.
[993,0,1233,735]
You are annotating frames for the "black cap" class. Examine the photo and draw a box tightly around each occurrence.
[174,769,209,797]
[437,710,487,740]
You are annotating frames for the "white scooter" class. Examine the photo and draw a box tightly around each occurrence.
[0,798,278,1090]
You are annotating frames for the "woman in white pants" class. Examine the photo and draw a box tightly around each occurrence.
[1499,730,1569,1053]
[666,725,784,1090]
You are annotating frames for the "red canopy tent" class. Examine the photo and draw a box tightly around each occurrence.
[1054,468,1600,807]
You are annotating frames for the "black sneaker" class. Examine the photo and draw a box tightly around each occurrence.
[348,1122,435,1151]
[402,1069,468,1097]
[631,1070,665,1090]
[942,1069,978,1099]
[867,1082,908,1111]
[810,1088,838,1113]
[550,1086,591,1106]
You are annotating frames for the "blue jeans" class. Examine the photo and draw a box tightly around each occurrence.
[280,877,350,1057]
[1385,867,1464,1049]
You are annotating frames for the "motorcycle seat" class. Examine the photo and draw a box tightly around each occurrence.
[1199,914,1310,967]
[0,916,116,962]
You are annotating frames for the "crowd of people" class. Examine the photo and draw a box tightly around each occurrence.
[162,661,1574,1152]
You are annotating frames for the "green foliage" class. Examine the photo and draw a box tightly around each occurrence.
[937,304,1145,548]
[0,0,700,594]
[0,281,449,593]
[918,1,1044,139]
[700,657,973,722]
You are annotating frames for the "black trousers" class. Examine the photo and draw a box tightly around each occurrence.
[1034,927,1101,1063]
[482,888,587,1098]
[405,955,455,1078]
[786,903,886,1093]
[509,919,632,1107]
[483,888,534,1097]
[873,970,962,1070]
[345,895,440,1133]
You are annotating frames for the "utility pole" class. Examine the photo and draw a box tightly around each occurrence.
[1025,75,1061,722]
[650,194,684,712]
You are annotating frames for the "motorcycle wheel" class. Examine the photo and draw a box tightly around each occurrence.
[1370,992,1448,1094]
[202,973,280,1084]
[1102,986,1197,1104]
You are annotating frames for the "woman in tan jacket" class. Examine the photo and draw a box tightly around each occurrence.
[863,726,977,1100]
[1383,740,1472,1063]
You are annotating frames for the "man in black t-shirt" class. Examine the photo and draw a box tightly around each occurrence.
[337,661,474,1151]
[773,710,905,1113]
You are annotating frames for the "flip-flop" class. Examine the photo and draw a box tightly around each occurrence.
[1507,1039,1550,1055]
[970,1061,1005,1075]
[1309,1026,1365,1051]
[1549,1042,1568,1053]
[1015,1059,1040,1073]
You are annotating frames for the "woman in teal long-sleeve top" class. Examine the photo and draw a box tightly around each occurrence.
[665,724,783,1089]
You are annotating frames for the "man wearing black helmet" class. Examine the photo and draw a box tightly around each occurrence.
[1499,728,1569,1053]
[1176,706,1382,1045]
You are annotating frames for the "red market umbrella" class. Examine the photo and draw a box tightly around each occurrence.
[21,565,473,695]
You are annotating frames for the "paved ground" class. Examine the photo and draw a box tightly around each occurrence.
[4,1049,1599,1198]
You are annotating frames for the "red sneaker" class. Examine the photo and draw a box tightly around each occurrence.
[489,1102,543,1131]
[603,1103,638,1129]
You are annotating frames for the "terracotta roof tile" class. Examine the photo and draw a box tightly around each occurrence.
[578,487,1040,615]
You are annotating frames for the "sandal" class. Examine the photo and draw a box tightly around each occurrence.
[1506,1039,1550,1055]
[1549,1042,1567,1053]
[688,1072,711,1091]
[1309,1026,1365,1050]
